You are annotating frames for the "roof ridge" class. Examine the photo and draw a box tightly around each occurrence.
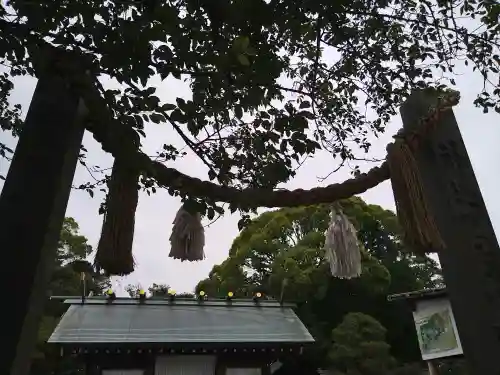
[55,297,297,308]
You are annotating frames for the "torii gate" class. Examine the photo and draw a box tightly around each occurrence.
[1,48,499,375]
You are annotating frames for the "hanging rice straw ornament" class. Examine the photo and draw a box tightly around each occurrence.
[169,205,205,261]
[95,158,139,276]
[324,207,362,279]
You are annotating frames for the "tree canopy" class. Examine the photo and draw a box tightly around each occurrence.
[195,197,442,369]
[126,282,194,298]
[1,0,499,214]
[329,312,396,375]
[33,217,109,375]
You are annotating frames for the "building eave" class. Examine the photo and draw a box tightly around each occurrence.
[387,287,448,303]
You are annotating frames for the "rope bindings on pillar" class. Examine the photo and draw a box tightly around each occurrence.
[387,90,458,254]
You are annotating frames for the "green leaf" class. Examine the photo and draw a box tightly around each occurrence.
[297,110,315,120]
[233,36,250,51]
[246,46,257,56]
[291,116,308,130]
[207,207,215,220]
[208,169,217,181]
[150,113,165,124]
[240,36,250,50]
[176,97,186,108]
[134,115,144,128]
[170,109,187,123]
[237,54,250,66]
[161,103,176,111]
[237,216,251,231]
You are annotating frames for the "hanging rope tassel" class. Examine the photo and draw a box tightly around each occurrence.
[95,158,139,276]
[169,205,205,262]
[387,139,445,253]
[324,208,362,279]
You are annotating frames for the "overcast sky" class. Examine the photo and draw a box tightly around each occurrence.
[1,51,499,295]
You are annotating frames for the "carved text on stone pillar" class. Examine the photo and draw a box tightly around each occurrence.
[436,140,482,219]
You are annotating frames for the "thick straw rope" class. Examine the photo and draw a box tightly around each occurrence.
[81,80,460,209]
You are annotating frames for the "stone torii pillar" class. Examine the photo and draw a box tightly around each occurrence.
[400,89,500,375]
[0,52,87,375]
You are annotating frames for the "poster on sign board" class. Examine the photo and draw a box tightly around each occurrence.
[412,298,463,360]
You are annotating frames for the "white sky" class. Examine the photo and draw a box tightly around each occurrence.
[1,47,499,295]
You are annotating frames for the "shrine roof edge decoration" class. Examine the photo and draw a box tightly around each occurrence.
[51,296,297,308]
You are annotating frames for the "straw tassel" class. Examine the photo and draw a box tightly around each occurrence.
[169,205,205,261]
[95,158,139,276]
[387,139,445,253]
[324,208,362,279]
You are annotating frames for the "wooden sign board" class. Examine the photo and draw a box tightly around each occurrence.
[412,297,463,360]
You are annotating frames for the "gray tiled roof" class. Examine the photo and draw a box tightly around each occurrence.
[48,299,315,345]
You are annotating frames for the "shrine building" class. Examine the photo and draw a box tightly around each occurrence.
[48,291,315,375]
